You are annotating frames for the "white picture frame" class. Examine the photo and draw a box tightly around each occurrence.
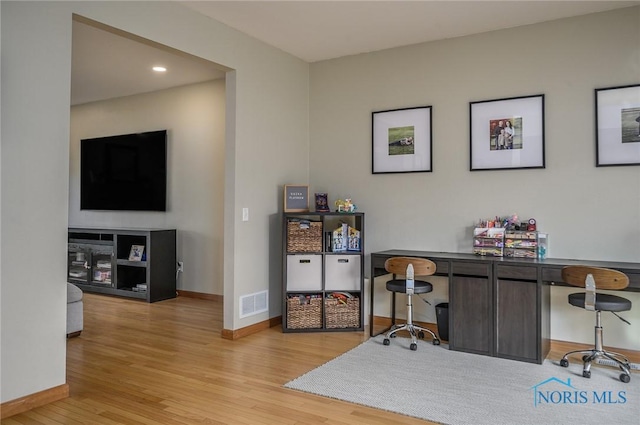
[372,106,432,174]
[470,94,545,171]
[595,84,640,167]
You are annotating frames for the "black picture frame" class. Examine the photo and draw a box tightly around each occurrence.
[470,94,545,171]
[372,106,432,174]
[595,84,640,167]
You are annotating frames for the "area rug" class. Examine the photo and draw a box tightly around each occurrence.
[284,336,639,425]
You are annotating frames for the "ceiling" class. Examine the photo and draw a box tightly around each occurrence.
[72,1,639,105]
[71,20,227,105]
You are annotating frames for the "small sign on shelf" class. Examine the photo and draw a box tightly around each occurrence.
[284,185,309,212]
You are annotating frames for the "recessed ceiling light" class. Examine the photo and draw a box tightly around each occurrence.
[152,66,167,72]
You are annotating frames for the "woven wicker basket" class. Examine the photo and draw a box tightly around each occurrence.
[286,296,322,329]
[325,297,360,329]
[287,220,323,252]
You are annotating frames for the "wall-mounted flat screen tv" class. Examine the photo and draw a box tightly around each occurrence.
[81,130,167,211]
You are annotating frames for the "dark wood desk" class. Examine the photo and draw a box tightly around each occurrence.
[370,250,640,364]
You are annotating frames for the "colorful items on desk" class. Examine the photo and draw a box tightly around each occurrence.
[477,214,537,231]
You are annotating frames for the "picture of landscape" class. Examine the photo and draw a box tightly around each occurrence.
[388,125,415,155]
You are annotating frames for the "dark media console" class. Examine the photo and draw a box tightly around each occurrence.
[68,227,176,302]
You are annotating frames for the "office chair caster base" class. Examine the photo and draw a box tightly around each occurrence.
[383,338,390,346]
[560,358,569,367]
[410,343,417,351]
[433,339,441,346]
[582,355,591,362]
[418,331,424,339]
[620,373,630,383]
[582,370,591,379]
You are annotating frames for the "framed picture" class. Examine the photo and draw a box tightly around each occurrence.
[314,193,330,212]
[372,106,432,174]
[284,185,309,212]
[595,84,640,167]
[470,94,545,171]
[129,245,145,261]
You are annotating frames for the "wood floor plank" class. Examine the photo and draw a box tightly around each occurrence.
[3,293,638,425]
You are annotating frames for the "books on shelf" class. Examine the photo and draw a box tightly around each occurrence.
[332,223,361,252]
[93,269,111,283]
[96,260,112,269]
[348,226,361,251]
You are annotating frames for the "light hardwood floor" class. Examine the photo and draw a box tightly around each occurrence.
[3,294,638,424]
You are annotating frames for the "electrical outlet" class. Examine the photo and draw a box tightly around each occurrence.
[177,261,184,273]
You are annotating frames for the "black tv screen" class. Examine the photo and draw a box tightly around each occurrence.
[80,130,167,211]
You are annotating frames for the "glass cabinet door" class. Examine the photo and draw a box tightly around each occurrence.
[68,244,89,283]
[90,248,113,286]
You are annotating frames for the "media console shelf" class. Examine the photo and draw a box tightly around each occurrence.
[68,228,176,302]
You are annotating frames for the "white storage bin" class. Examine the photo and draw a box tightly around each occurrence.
[325,255,361,291]
[287,255,322,291]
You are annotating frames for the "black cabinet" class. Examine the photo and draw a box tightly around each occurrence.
[450,262,492,356]
[450,261,548,363]
[494,264,549,363]
[495,278,538,360]
[282,212,364,332]
[68,228,176,303]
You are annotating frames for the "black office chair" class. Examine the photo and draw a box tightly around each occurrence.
[558,266,632,383]
[382,257,440,351]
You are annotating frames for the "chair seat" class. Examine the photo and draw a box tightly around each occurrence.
[568,292,632,312]
[386,279,433,294]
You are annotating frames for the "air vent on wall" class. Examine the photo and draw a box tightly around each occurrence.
[239,290,268,318]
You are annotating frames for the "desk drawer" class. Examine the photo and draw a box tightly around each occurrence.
[451,262,489,277]
[497,265,538,281]
[434,260,449,274]
[541,267,562,283]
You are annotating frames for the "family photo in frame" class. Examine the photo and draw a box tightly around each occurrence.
[470,94,545,171]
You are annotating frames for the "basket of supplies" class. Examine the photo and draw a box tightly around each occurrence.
[287,219,323,252]
[286,295,322,329]
[325,293,360,328]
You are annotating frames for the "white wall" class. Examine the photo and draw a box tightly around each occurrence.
[1,1,309,403]
[69,80,226,295]
[309,7,640,349]
[1,1,71,403]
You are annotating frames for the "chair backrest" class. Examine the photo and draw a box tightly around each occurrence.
[385,257,436,277]
[562,266,629,290]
